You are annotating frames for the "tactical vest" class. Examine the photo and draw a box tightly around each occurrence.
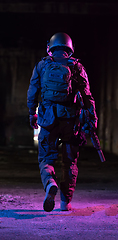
[41,56,77,103]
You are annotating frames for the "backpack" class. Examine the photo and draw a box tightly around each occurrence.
[41,57,76,102]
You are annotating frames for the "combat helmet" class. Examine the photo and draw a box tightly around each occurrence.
[47,32,74,56]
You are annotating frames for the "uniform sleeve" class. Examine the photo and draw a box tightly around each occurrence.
[27,64,40,115]
[77,62,98,127]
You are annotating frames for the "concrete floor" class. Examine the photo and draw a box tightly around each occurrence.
[0,146,118,240]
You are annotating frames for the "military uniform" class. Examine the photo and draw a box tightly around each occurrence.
[27,33,97,211]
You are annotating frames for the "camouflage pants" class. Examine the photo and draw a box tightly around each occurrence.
[38,118,79,203]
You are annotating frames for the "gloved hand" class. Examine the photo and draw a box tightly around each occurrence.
[81,122,89,134]
[29,114,38,129]
[73,109,89,135]
[81,110,97,134]
[78,109,89,134]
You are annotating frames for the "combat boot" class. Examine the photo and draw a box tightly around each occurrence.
[43,182,58,212]
[60,201,72,211]
[60,190,72,211]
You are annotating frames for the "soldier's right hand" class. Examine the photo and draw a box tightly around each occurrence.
[29,114,38,129]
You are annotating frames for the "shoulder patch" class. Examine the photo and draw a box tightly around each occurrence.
[81,67,88,81]
[77,63,88,81]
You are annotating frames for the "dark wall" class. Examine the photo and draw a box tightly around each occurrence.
[0,12,113,103]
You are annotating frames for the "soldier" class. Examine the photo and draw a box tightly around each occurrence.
[27,32,97,212]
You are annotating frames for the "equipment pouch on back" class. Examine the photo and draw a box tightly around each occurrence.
[42,59,72,102]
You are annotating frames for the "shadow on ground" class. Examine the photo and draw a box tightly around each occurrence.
[0,146,118,240]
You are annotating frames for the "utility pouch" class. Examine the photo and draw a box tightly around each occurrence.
[57,103,76,118]
[37,103,56,131]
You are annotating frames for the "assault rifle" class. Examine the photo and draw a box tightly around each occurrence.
[77,92,106,163]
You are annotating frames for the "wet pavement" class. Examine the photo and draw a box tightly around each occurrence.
[0,146,118,240]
